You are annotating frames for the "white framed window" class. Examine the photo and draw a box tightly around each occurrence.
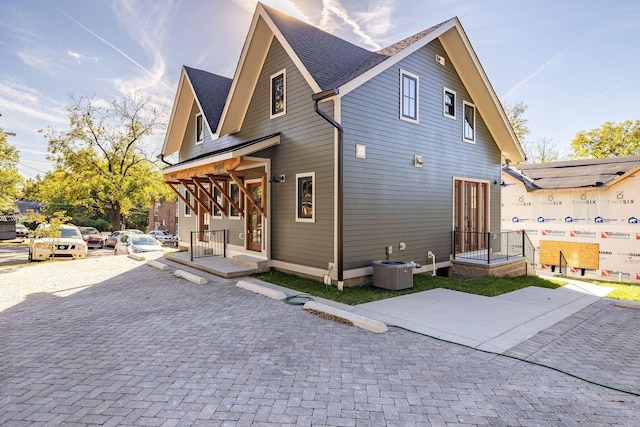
[443,88,456,119]
[296,172,315,222]
[228,182,241,219]
[184,189,192,217]
[399,69,419,123]
[270,69,286,118]
[463,101,476,143]
[195,113,204,144]
[210,183,223,218]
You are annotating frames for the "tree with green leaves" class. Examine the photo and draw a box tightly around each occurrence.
[0,127,22,213]
[570,120,640,158]
[40,94,173,230]
[30,211,72,260]
[504,101,561,163]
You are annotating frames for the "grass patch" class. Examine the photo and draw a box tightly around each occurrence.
[252,270,565,305]
[558,276,640,301]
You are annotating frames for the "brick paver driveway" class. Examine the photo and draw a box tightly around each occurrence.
[1,256,639,426]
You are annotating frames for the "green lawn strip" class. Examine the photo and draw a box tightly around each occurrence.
[252,270,564,306]
[558,276,640,301]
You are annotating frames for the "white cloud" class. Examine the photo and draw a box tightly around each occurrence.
[319,0,391,50]
[0,80,66,124]
[67,51,82,59]
[233,0,310,22]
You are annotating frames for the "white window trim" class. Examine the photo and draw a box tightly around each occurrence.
[184,189,192,217]
[228,181,241,220]
[463,100,476,143]
[210,183,223,219]
[195,113,204,145]
[399,69,419,124]
[270,69,286,119]
[296,172,315,223]
[443,87,456,120]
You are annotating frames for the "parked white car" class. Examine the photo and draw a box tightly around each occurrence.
[114,233,164,255]
[29,224,88,261]
[148,230,176,245]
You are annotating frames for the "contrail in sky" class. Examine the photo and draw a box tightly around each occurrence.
[51,3,172,91]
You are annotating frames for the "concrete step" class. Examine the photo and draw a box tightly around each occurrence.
[232,255,269,270]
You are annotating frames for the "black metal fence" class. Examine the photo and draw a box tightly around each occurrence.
[453,230,534,264]
[190,230,226,261]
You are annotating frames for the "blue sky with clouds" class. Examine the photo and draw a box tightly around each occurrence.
[1,0,639,179]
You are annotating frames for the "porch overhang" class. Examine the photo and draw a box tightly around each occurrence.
[163,133,279,219]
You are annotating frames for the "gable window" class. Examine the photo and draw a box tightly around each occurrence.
[400,69,419,123]
[296,172,315,222]
[270,69,286,118]
[228,182,241,218]
[443,88,456,119]
[463,101,476,143]
[195,114,204,144]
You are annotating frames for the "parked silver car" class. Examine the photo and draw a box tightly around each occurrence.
[148,230,176,245]
[114,233,164,255]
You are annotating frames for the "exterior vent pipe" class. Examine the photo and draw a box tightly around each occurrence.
[312,88,343,287]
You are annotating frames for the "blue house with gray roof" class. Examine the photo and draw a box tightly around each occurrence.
[161,3,525,285]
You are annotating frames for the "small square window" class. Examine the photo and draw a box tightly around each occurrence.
[270,70,286,118]
[400,70,419,123]
[443,88,456,119]
[195,114,204,144]
[296,173,315,222]
[463,101,476,143]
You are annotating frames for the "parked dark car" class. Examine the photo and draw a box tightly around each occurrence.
[79,227,106,249]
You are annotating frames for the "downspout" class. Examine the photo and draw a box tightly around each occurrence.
[312,88,343,288]
[157,153,174,167]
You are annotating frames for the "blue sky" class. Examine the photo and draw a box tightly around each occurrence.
[1,0,639,180]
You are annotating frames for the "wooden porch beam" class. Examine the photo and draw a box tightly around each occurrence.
[166,182,196,213]
[229,171,266,218]
[163,157,243,181]
[192,179,224,216]
[207,175,242,215]
[179,179,211,214]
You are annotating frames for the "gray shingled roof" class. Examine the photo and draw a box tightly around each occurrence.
[262,4,454,90]
[505,156,640,190]
[181,7,453,135]
[184,66,232,133]
[261,4,374,90]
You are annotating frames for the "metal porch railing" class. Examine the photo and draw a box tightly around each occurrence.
[190,230,226,261]
[453,230,534,265]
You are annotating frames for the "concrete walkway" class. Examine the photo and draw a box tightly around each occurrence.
[349,279,614,353]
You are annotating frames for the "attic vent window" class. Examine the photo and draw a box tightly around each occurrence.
[195,114,204,144]
[270,69,286,118]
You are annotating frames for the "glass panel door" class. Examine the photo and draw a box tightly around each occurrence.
[246,182,263,252]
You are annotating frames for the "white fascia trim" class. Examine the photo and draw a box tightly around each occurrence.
[161,134,280,175]
[214,9,272,136]
[186,75,215,140]
[259,4,322,94]
[338,19,456,97]
[447,23,526,161]
[161,68,187,155]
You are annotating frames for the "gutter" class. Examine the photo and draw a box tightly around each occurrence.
[312,88,344,287]
[157,154,174,167]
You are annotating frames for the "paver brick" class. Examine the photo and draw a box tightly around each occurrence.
[1,256,639,426]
